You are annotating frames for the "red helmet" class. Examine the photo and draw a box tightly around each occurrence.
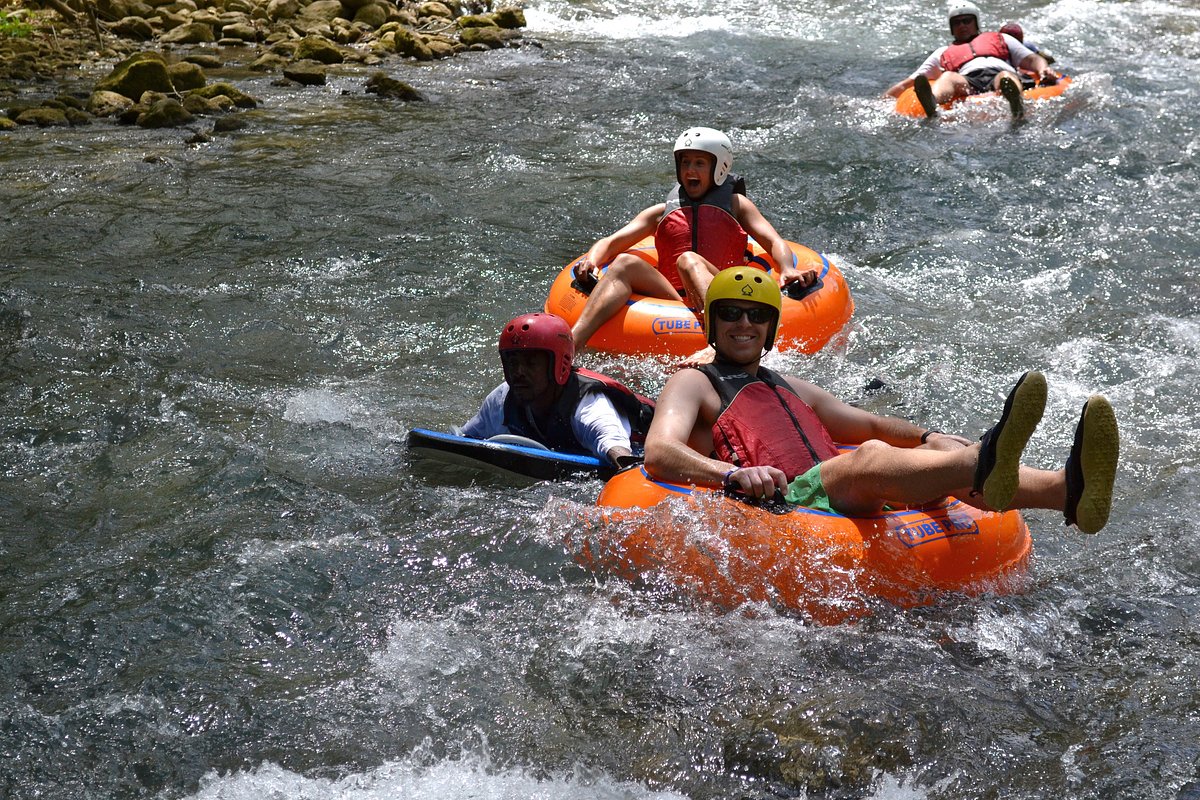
[999,22,1024,41]
[498,313,574,386]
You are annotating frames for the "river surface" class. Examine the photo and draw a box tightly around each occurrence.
[2,0,1199,797]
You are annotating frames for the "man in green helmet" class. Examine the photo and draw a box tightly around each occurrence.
[643,267,1121,533]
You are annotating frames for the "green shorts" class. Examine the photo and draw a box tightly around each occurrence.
[783,464,837,514]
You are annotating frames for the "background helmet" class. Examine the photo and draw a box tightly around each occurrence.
[704,267,783,351]
[673,127,734,187]
[498,313,574,386]
[947,2,980,27]
[999,21,1024,41]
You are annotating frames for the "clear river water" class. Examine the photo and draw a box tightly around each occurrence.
[2,0,1199,797]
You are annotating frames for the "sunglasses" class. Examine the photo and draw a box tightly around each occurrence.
[713,304,775,324]
[950,16,975,26]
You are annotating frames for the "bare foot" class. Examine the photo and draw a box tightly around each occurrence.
[675,345,716,370]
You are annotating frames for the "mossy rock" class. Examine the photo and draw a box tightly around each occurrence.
[283,60,327,85]
[364,70,425,101]
[425,37,456,59]
[15,107,71,127]
[0,117,16,131]
[294,34,345,63]
[390,26,433,60]
[456,13,498,28]
[459,26,512,48]
[168,61,207,91]
[492,7,525,28]
[352,3,387,29]
[136,97,194,128]
[188,81,257,107]
[95,51,175,101]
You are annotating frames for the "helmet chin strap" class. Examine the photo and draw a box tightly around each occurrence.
[713,350,762,368]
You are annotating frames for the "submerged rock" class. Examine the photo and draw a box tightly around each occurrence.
[364,70,425,101]
[137,96,194,127]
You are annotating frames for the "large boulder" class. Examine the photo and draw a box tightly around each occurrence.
[95,52,175,101]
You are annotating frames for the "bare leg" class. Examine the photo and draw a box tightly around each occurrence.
[570,253,680,349]
[931,72,971,104]
[995,71,1025,118]
[675,251,722,367]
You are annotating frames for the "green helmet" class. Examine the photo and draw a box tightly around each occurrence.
[704,267,782,351]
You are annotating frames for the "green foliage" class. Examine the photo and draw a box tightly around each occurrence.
[0,8,35,38]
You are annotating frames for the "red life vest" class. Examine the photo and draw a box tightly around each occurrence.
[698,362,840,481]
[940,31,1011,73]
[654,181,749,291]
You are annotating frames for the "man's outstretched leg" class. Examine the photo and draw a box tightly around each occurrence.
[818,372,1046,516]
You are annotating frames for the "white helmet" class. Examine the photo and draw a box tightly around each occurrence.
[947,2,980,26]
[673,127,734,187]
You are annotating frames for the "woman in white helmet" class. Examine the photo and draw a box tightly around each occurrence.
[568,127,815,364]
[884,3,1056,118]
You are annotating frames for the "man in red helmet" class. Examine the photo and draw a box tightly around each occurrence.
[885,3,1056,119]
[461,313,654,468]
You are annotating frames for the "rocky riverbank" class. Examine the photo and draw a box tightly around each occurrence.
[0,0,526,133]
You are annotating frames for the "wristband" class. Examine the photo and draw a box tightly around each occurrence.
[920,429,941,444]
[722,468,738,488]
